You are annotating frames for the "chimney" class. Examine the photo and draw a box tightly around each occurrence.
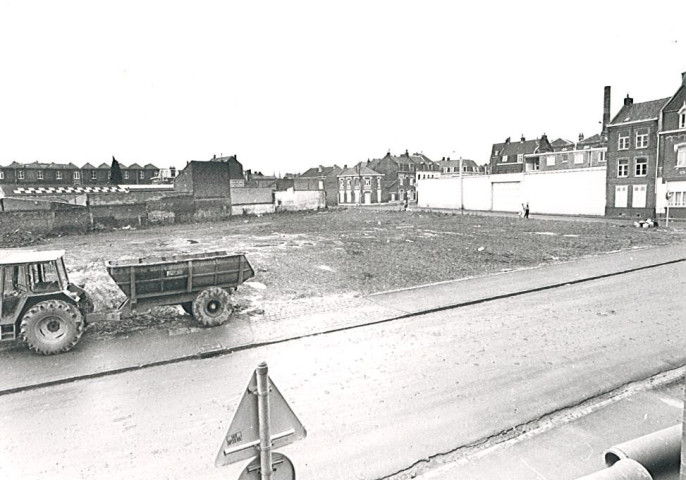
[404,149,409,157]
[682,71,686,86]
[602,86,611,135]
[624,94,633,106]
[505,137,511,144]
[520,135,526,142]
[344,164,347,169]
[318,165,322,173]
[579,133,585,142]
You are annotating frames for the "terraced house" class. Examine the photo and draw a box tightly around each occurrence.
[337,164,384,204]
[0,161,159,186]
[605,95,671,218]
[657,72,686,219]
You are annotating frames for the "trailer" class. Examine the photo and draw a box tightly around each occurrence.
[0,249,254,355]
[105,250,254,326]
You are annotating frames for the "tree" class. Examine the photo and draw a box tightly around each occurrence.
[110,156,123,184]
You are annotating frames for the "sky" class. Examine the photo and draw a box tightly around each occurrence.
[1,0,685,175]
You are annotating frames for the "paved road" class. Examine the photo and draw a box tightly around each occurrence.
[0,263,684,480]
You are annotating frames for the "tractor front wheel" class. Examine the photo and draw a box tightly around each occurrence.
[192,287,233,327]
[20,300,85,355]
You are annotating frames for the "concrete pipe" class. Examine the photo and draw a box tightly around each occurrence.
[575,458,652,480]
[604,425,682,478]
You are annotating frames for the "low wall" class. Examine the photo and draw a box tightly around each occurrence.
[231,187,273,205]
[417,176,491,210]
[231,204,275,216]
[274,190,325,211]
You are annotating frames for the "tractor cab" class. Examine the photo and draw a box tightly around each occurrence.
[0,250,89,353]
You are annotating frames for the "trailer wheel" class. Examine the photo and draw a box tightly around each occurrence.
[20,300,85,355]
[192,287,233,327]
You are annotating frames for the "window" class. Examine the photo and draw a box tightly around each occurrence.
[318,180,324,190]
[635,157,647,176]
[562,154,569,163]
[0,170,4,179]
[56,171,63,180]
[18,170,25,180]
[617,158,629,177]
[139,171,145,180]
[124,171,129,180]
[494,149,499,156]
[676,146,686,167]
[502,155,508,163]
[599,151,606,163]
[635,131,649,148]
[36,170,44,180]
[574,153,584,164]
[399,177,404,186]
[91,171,97,180]
[632,184,647,208]
[546,155,555,166]
[364,178,371,187]
[669,191,685,207]
[679,104,686,129]
[73,171,80,180]
[615,185,628,208]
[618,133,629,150]
[517,154,523,163]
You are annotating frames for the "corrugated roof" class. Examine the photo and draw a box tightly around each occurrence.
[609,97,671,125]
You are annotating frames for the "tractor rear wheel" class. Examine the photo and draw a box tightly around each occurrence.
[20,300,85,355]
[192,287,233,327]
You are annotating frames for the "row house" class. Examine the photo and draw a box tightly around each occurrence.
[605,95,671,218]
[337,164,384,204]
[0,161,159,185]
[367,150,438,202]
[490,136,547,174]
[436,158,485,176]
[525,134,607,172]
[294,165,343,205]
[658,72,686,218]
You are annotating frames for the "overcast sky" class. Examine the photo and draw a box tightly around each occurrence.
[1,0,685,175]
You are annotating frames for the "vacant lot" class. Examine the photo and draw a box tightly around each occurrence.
[6,208,685,336]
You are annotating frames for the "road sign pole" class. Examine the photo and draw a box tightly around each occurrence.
[256,362,273,480]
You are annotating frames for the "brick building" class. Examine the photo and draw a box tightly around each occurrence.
[367,151,437,202]
[294,165,343,205]
[0,161,159,185]
[658,72,686,219]
[605,95,670,218]
[490,136,550,174]
[337,164,384,204]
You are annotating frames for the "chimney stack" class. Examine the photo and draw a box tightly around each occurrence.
[579,133,585,142]
[602,86,611,136]
[624,94,633,106]
[682,71,686,86]
[520,135,526,142]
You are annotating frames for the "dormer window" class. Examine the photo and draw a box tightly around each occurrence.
[679,103,686,129]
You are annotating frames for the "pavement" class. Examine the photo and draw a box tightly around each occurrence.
[1,242,685,479]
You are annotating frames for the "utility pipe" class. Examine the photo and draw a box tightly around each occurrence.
[574,458,652,480]
[604,424,682,478]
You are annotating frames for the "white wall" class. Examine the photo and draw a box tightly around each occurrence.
[274,189,325,211]
[522,167,606,216]
[231,204,275,215]
[417,167,606,216]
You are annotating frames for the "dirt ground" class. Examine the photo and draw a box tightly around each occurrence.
[4,208,685,337]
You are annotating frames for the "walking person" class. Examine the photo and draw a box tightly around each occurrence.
[523,202,530,219]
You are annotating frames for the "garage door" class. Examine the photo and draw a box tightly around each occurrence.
[492,182,522,212]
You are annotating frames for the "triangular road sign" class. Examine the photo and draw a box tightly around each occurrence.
[215,371,307,467]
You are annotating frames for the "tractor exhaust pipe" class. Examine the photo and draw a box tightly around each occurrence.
[604,424,682,478]
[575,458,652,480]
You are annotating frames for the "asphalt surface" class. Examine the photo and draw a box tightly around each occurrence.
[0,244,684,394]
[0,243,684,480]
